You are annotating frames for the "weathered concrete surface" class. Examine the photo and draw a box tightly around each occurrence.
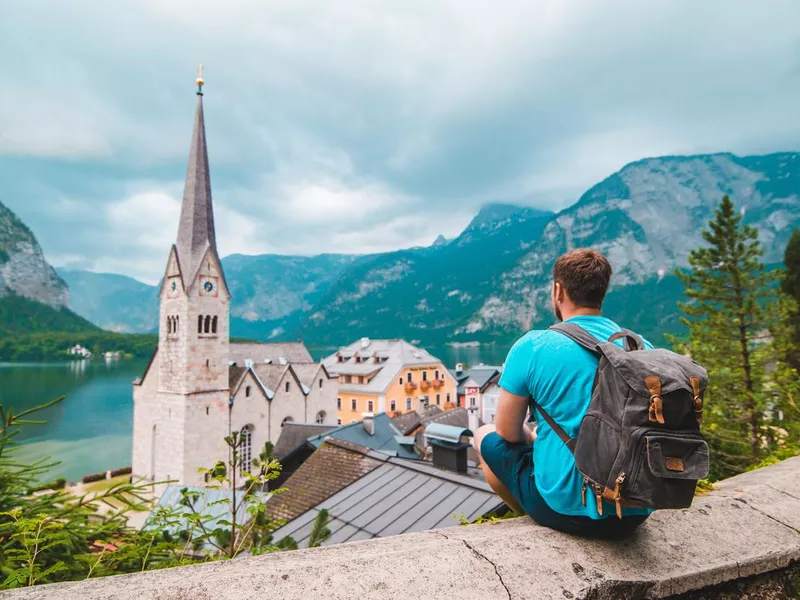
[3,457,799,600]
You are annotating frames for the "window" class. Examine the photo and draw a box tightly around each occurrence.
[281,416,294,427]
[337,419,342,425]
[446,393,451,404]
[422,371,427,381]
[205,359,209,368]
[436,394,441,405]
[319,378,323,389]
[337,397,342,409]
[359,376,364,384]
[285,381,290,392]
[245,386,251,398]
[206,406,209,415]
[315,411,326,424]
[408,372,413,383]
[435,370,439,380]
[351,398,357,411]
[239,425,253,475]
[367,400,374,412]
[470,397,476,407]
[406,398,412,410]
[211,316,218,334]
[345,375,352,384]
[390,400,396,412]
[204,315,211,333]
[197,315,203,334]
[399,377,403,385]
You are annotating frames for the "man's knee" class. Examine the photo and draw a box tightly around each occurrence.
[472,424,496,457]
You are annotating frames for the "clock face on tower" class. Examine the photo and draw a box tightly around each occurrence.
[199,276,219,297]
[166,277,181,298]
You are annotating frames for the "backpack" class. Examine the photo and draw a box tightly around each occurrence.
[533,322,710,519]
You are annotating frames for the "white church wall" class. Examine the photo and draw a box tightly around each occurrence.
[268,371,308,443]
[304,369,338,426]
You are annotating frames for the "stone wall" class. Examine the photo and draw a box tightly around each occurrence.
[8,456,799,600]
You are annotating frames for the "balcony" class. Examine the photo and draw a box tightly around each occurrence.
[404,382,417,393]
[432,379,444,389]
[419,380,431,392]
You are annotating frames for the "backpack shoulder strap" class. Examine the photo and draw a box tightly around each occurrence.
[531,400,576,453]
[548,322,601,355]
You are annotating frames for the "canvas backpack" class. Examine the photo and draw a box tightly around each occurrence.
[533,322,710,519]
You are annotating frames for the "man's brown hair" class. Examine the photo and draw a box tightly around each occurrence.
[552,248,612,308]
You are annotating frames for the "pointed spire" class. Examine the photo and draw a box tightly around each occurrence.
[175,66,218,285]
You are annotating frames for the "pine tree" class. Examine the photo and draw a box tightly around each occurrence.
[676,196,776,475]
[780,229,800,370]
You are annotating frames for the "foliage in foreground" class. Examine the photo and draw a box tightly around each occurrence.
[0,399,330,589]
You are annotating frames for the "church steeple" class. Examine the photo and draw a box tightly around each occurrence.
[175,64,219,286]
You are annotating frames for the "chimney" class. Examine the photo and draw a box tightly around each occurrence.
[455,362,464,374]
[361,412,375,435]
[360,337,370,349]
[467,407,480,434]
[431,441,469,473]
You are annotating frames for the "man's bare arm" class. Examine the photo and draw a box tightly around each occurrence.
[495,388,535,445]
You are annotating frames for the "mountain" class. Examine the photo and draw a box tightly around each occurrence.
[0,200,69,308]
[57,269,160,333]
[62,152,800,348]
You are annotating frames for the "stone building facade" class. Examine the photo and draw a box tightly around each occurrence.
[131,84,337,491]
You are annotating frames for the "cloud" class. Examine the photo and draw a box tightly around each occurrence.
[0,0,798,282]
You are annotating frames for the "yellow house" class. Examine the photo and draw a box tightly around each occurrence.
[322,338,458,424]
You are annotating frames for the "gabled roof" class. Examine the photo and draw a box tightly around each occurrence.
[307,413,419,460]
[453,365,503,395]
[391,406,443,436]
[322,339,451,394]
[248,363,290,399]
[269,443,501,549]
[274,422,338,460]
[230,342,313,365]
[422,407,470,429]
[267,439,384,523]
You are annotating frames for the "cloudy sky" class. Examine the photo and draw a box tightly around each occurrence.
[1,1,798,283]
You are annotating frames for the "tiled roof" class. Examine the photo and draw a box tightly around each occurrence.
[422,407,470,429]
[274,422,337,460]
[267,439,383,523]
[322,339,452,395]
[307,413,419,460]
[230,342,313,365]
[289,363,323,388]
[249,363,290,398]
[270,451,502,548]
[229,365,247,390]
[391,406,443,436]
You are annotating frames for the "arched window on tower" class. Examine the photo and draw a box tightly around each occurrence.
[212,316,218,334]
[239,425,253,475]
[198,315,203,334]
[175,316,179,333]
[204,315,211,334]
[315,411,326,424]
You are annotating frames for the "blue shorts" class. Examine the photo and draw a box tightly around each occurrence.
[480,432,648,538]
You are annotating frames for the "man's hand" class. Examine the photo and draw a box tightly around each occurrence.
[495,388,533,444]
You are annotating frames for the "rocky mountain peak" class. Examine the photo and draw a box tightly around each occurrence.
[0,200,69,308]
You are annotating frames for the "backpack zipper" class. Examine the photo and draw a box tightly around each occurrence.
[613,473,626,519]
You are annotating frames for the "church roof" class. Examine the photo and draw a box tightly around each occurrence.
[230,342,313,366]
[175,90,220,287]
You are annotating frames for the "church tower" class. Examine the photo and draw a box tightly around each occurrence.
[133,69,231,488]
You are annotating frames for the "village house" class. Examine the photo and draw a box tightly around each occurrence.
[131,80,338,492]
[322,338,457,424]
[450,364,503,428]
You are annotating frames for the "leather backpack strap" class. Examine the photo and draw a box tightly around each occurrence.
[531,399,576,453]
[548,322,602,355]
[608,328,644,352]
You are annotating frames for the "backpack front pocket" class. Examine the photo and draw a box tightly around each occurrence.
[624,430,709,509]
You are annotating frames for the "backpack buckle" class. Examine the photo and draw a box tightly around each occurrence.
[648,395,665,425]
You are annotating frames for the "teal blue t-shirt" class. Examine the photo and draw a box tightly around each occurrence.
[499,315,654,519]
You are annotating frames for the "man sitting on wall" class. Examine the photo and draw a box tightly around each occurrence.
[473,248,652,536]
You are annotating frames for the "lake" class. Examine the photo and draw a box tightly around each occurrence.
[0,344,510,483]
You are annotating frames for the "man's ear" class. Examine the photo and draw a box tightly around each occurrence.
[554,281,563,303]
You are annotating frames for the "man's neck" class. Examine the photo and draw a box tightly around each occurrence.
[562,307,603,320]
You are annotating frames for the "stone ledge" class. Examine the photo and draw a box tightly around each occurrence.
[3,457,799,600]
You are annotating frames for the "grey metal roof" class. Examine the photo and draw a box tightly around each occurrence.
[424,423,472,444]
[175,93,219,287]
[270,457,501,548]
[454,366,502,396]
[230,342,313,365]
[307,413,419,460]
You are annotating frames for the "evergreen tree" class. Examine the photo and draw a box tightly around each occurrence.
[676,196,776,475]
[307,510,331,548]
[780,229,800,370]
